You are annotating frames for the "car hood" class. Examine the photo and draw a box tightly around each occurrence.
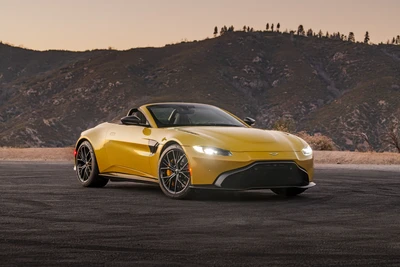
[175,127,304,152]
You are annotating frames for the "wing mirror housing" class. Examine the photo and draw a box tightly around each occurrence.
[243,117,256,126]
[121,115,141,125]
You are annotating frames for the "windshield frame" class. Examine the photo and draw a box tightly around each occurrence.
[145,103,247,128]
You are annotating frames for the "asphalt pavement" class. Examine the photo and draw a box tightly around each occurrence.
[0,162,399,266]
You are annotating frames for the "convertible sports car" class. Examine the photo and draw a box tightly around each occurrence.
[74,102,315,199]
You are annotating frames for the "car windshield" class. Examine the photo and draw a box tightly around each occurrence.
[147,104,246,128]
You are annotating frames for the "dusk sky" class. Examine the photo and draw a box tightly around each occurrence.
[1,0,399,51]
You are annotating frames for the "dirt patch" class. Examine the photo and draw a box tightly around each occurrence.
[314,151,400,165]
[0,147,74,162]
[0,147,399,165]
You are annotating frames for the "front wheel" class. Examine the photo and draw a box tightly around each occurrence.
[75,141,109,188]
[158,144,192,199]
[271,187,307,197]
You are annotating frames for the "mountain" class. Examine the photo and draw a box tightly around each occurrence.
[1,32,400,151]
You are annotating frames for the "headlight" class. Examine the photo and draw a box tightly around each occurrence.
[193,146,232,156]
[301,145,313,156]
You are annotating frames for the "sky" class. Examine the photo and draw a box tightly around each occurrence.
[0,0,399,51]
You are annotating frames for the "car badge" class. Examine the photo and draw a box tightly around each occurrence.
[269,152,279,156]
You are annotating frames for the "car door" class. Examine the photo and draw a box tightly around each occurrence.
[104,124,153,177]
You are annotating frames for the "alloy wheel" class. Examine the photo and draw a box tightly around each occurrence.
[76,144,93,182]
[159,149,191,194]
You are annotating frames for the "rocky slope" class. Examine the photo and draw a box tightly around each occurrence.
[0,32,399,151]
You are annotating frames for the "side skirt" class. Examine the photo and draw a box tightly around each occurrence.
[100,172,158,185]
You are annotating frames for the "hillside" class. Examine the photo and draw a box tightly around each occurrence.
[1,32,400,151]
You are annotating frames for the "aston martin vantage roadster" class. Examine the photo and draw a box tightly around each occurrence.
[74,102,315,199]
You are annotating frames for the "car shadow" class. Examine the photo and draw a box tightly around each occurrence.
[107,182,160,192]
[106,182,314,202]
[191,189,312,202]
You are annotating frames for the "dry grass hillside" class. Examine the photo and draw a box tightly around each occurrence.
[1,32,400,151]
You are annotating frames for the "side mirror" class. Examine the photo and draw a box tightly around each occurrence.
[243,117,256,126]
[121,115,141,125]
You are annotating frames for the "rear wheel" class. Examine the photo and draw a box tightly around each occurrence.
[158,144,192,199]
[271,187,307,197]
[76,141,108,187]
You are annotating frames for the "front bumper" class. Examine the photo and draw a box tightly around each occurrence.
[185,148,314,188]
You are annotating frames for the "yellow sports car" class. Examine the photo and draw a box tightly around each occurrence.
[74,102,315,199]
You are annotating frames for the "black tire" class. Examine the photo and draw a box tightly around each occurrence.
[271,187,307,197]
[158,144,192,199]
[75,141,109,188]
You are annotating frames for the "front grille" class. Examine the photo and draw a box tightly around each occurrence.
[215,161,309,190]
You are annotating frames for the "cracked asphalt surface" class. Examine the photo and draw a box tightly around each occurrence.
[0,162,399,266]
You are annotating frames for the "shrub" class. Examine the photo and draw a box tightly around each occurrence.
[382,121,400,153]
[272,118,295,133]
[297,131,336,151]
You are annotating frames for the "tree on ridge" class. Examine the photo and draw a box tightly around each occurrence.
[348,32,355,42]
[297,25,305,35]
[364,31,370,44]
[220,25,228,35]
